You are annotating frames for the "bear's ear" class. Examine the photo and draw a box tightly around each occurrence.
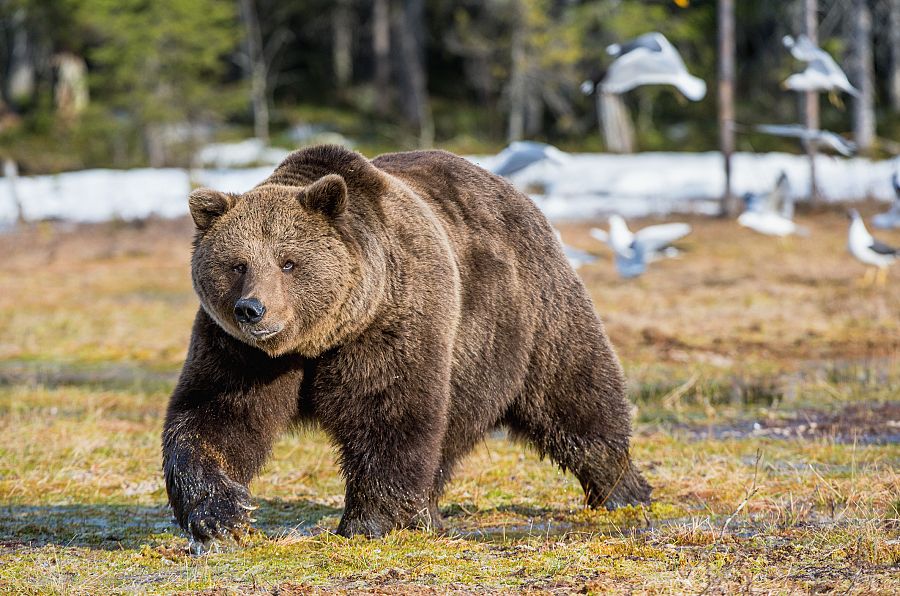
[301,174,347,218]
[188,188,235,230]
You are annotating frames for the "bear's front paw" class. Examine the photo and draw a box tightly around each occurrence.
[179,477,256,550]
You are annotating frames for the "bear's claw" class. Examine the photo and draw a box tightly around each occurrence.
[178,476,254,550]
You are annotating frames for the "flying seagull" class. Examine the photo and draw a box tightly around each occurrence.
[593,32,706,101]
[782,35,859,97]
[488,141,569,178]
[738,173,800,237]
[755,124,857,157]
[847,209,897,286]
[590,215,691,278]
[872,172,900,230]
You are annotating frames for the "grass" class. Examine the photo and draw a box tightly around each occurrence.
[0,209,898,593]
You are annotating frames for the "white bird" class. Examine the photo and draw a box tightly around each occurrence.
[872,172,900,230]
[598,32,706,101]
[755,124,856,157]
[590,215,691,278]
[738,173,800,237]
[744,171,794,217]
[847,208,897,286]
[489,141,569,178]
[782,35,859,97]
[738,210,798,237]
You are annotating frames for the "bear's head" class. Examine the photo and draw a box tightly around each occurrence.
[188,172,377,358]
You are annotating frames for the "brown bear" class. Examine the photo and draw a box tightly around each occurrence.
[162,144,650,547]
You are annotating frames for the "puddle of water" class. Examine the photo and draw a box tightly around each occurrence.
[0,360,178,393]
[670,400,900,445]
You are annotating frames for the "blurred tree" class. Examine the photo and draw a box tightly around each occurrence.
[372,0,392,115]
[392,0,433,146]
[3,0,900,173]
[0,0,84,113]
[236,0,295,143]
[80,0,238,165]
[332,0,354,90]
[887,0,900,111]
[847,0,875,152]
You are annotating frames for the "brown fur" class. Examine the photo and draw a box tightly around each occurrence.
[162,145,650,545]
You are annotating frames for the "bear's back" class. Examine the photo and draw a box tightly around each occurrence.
[372,150,569,282]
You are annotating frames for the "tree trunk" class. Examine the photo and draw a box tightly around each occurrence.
[7,9,35,107]
[392,0,433,147]
[599,92,634,153]
[332,0,353,89]
[849,0,875,152]
[507,0,526,143]
[524,86,542,138]
[719,0,738,216]
[372,0,391,115]
[239,0,269,144]
[803,0,819,202]
[145,124,167,168]
[889,0,900,111]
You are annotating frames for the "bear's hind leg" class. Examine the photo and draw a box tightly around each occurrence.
[505,401,651,510]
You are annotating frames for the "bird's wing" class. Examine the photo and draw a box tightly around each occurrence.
[789,35,821,62]
[601,49,660,93]
[892,172,900,199]
[869,240,898,256]
[490,142,553,177]
[808,55,860,96]
[602,35,701,98]
[610,32,664,58]
[603,64,705,100]
[542,144,570,166]
[634,223,691,252]
[818,132,856,156]
[756,124,807,140]
[589,228,610,244]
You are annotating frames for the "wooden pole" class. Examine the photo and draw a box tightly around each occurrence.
[804,0,819,203]
[718,0,737,216]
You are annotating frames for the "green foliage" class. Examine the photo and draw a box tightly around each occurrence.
[78,0,238,125]
[0,0,897,170]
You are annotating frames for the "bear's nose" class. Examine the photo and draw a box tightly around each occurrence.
[234,297,266,324]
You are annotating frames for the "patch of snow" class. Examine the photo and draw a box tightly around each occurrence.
[473,151,897,220]
[195,139,291,168]
[0,168,190,223]
[1,151,897,227]
[288,124,355,148]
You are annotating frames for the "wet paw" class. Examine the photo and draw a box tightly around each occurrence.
[181,477,256,550]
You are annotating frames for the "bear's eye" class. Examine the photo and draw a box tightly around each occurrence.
[281,260,295,273]
[232,263,247,275]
